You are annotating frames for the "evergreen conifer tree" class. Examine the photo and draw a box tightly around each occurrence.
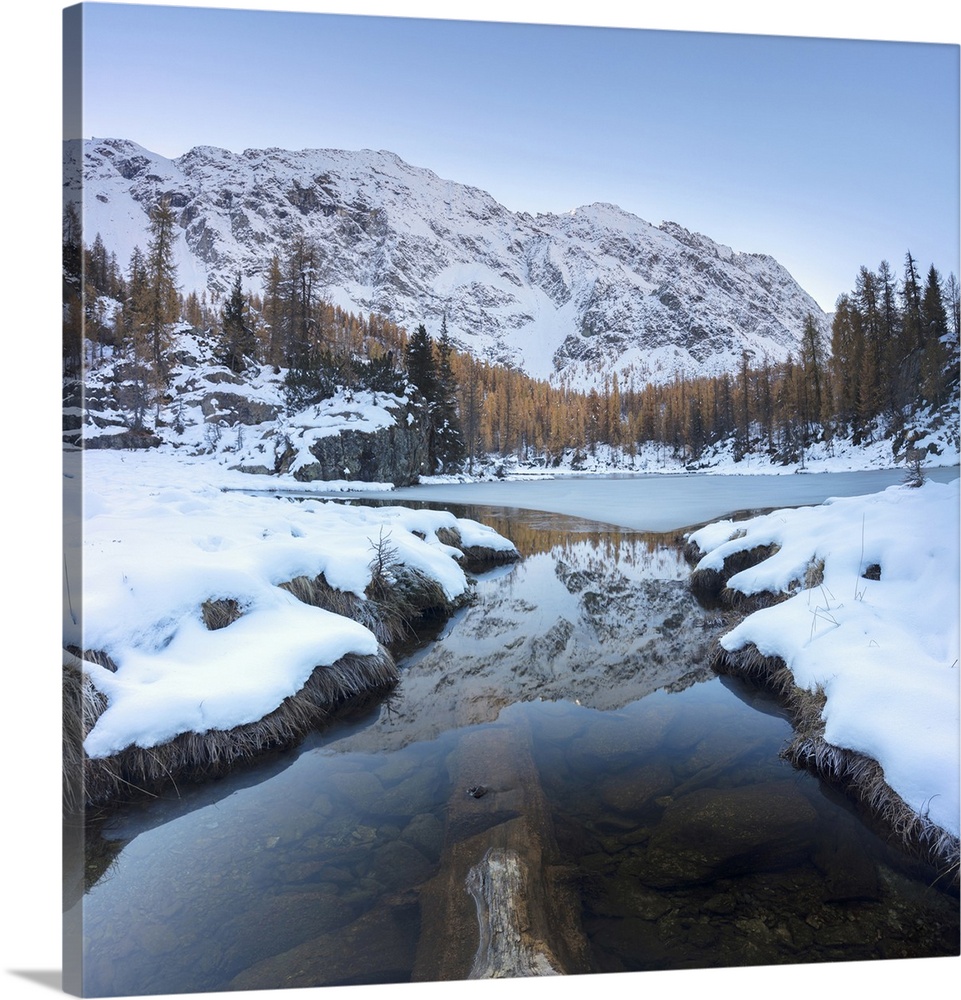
[143,198,180,383]
[920,265,950,407]
[434,317,466,469]
[62,203,84,375]
[220,272,255,372]
[404,323,439,400]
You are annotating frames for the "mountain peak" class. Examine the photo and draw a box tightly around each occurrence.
[77,138,827,389]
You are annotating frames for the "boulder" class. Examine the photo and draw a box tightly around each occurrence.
[200,390,280,425]
[637,780,817,886]
[292,415,431,487]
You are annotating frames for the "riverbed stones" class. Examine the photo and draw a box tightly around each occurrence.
[400,812,445,861]
[372,839,436,890]
[585,874,674,922]
[585,915,674,972]
[369,770,439,817]
[327,768,384,807]
[596,760,675,817]
[569,708,673,762]
[221,885,361,972]
[639,780,818,886]
[813,834,881,902]
[227,895,421,991]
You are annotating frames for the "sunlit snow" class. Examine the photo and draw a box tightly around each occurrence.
[66,449,516,759]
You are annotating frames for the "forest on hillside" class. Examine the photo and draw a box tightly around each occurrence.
[63,199,960,472]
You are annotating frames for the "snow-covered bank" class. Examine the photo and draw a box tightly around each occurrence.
[686,479,960,870]
[64,450,517,804]
[459,420,960,481]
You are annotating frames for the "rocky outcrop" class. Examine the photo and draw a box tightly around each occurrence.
[286,409,431,487]
[75,330,431,486]
[199,390,280,426]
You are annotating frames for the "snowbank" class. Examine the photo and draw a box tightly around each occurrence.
[69,450,516,762]
[687,479,960,839]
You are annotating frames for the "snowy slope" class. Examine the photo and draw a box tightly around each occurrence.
[73,138,828,390]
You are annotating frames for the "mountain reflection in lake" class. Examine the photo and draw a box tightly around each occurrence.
[78,507,959,996]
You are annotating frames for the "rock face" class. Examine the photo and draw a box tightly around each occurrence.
[284,408,431,486]
[73,138,829,390]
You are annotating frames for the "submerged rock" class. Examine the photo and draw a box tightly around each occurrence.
[639,780,818,886]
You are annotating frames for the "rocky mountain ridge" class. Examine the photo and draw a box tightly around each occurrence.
[69,137,829,389]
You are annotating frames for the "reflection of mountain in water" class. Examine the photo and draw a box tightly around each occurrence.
[336,533,719,752]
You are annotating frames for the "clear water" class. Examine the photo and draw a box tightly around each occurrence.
[77,500,959,995]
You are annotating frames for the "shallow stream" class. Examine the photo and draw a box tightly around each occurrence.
[74,500,959,994]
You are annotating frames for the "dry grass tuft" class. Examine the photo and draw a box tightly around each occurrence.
[71,646,119,673]
[688,566,726,602]
[459,545,521,573]
[201,597,243,630]
[81,646,397,808]
[689,542,780,605]
[717,586,787,614]
[803,558,825,589]
[63,649,111,814]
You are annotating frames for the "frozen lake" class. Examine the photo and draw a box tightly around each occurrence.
[327,466,961,533]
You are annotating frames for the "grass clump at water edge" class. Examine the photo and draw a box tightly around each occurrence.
[711,642,960,888]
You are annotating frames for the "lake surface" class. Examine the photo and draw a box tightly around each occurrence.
[338,466,960,532]
[74,476,960,994]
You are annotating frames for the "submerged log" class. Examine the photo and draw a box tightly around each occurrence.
[412,715,589,980]
[466,847,561,978]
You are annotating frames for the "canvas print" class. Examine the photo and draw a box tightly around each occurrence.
[62,2,960,997]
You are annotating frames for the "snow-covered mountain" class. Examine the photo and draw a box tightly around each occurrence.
[70,137,828,388]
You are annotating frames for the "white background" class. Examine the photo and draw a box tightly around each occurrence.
[3,3,958,1000]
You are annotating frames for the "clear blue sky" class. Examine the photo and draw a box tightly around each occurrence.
[73,2,960,311]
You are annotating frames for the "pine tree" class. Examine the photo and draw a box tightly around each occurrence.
[433,318,466,470]
[854,267,883,426]
[919,265,950,408]
[456,353,484,472]
[183,291,204,329]
[404,324,439,400]
[800,314,826,438]
[219,272,256,372]
[120,246,148,356]
[282,235,322,368]
[62,203,84,375]
[902,252,924,351]
[945,273,961,341]
[829,294,860,434]
[142,198,180,384]
[262,253,285,367]
[606,372,622,448]
[876,259,902,417]
[734,351,751,459]
[280,237,337,410]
